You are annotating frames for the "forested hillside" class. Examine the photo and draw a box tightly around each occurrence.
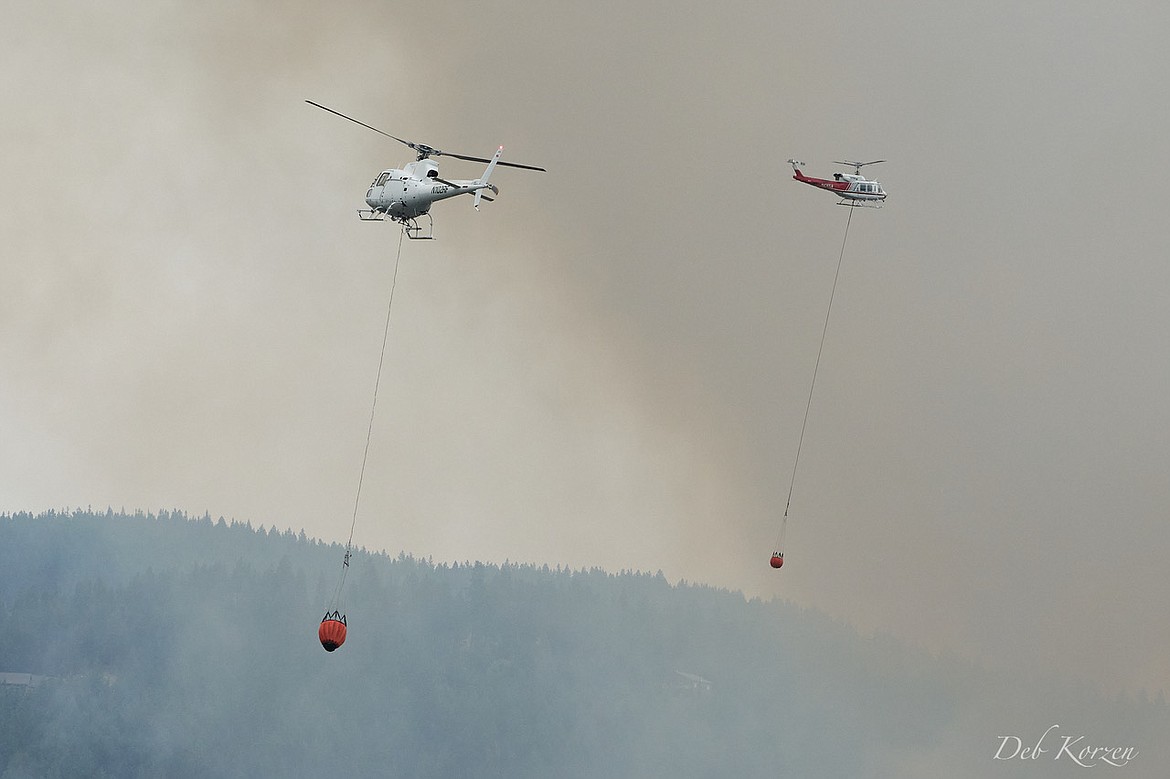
[0,510,1165,778]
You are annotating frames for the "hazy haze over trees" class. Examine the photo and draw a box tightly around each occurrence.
[1,510,1165,777]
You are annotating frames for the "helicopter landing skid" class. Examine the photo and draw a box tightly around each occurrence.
[837,199,883,209]
[355,209,435,239]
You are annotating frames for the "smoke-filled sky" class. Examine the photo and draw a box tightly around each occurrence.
[5,1,1170,695]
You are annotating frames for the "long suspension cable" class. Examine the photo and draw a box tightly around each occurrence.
[331,227,406,607]
[782,206,854,523]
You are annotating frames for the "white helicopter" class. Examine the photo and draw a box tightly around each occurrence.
[307,100,545,239]
[788,159,887,207]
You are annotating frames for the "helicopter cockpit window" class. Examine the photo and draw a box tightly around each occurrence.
[375,172,391,187]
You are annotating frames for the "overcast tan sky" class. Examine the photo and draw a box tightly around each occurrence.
[4,1,1170,696]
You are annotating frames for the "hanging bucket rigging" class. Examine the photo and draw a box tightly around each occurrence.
[319,611,348,652]
[770,206,855,569]
[317,229,406,649]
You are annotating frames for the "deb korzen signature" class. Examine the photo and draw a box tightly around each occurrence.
[994,724,1138,767]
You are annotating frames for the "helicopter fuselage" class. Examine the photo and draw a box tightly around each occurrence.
[791,167,886,202]
[365,160,484,220]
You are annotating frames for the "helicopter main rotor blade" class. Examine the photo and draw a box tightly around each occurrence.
[443,151,546,172]
[307,99,545,171]
[305,100,413,149]
[496,159,546,172]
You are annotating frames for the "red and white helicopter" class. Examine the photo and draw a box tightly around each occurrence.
[307,100,545,239]
[788,159,887,207]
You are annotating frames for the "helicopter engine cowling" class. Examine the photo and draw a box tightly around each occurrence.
[404,160,439,179]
